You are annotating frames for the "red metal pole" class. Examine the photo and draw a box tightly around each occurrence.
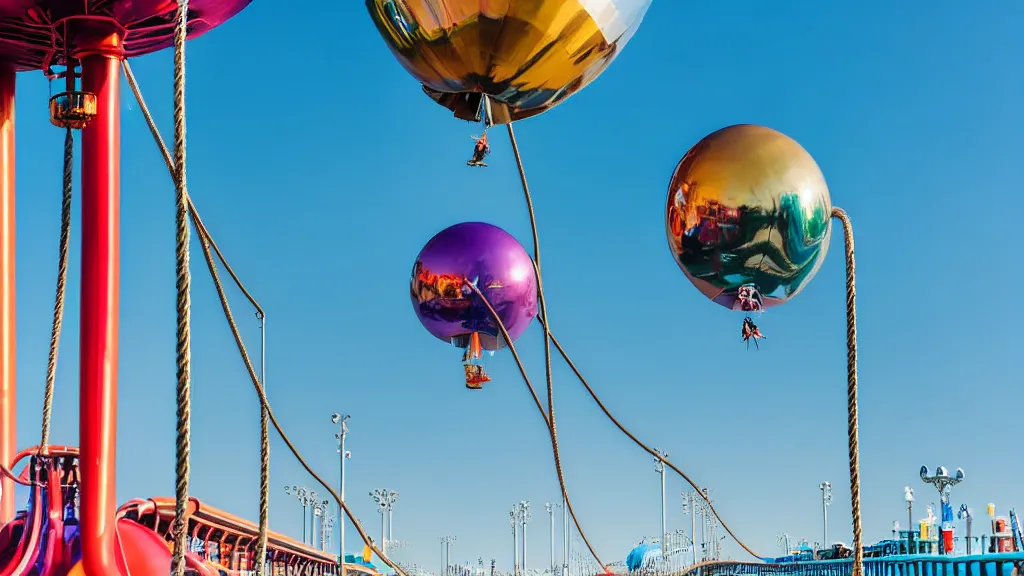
[76,30,123,576]
[0,62,16,525]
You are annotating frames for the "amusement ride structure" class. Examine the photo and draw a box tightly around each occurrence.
[0,2,883,576]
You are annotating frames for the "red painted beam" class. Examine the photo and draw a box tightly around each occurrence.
[76,27,123,576]
[0,61,16,525]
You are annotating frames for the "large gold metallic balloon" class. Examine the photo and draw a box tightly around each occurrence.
[366,0,651,124]
[665,125,832,311]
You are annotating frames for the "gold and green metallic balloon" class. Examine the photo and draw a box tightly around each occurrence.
[665,125,833,310]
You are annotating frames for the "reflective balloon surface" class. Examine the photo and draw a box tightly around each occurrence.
[665,125,832,311]
[411,222,538,349]
[366,0,651,123]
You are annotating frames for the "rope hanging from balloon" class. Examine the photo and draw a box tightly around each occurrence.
[463,280,608,570]
[538,317,765,561]
[832,207,862,576]
[38,124,74,453]
[170,0,194,573]
[501,127,863,570]
[123,57,273,576]
[504,122,767,566]
[121,57,411,576]
[532,212,863,568]
[467,274,766,564]
[505,123,605,571]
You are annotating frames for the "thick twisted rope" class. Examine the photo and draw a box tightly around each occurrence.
[195,236,408,576]
[258,315,270,576]
[122,60,349,576]
[38,126,74,452]
[170,1,193,575]
[464,279,604,572]
[506,123,604,571]
[120,61,263,313]
[832,207,861,576]
[539,320,764,561]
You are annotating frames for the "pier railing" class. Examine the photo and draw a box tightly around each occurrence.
[667,554,1024,576]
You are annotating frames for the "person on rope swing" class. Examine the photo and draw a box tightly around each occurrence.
[467,132,490,167]
[741,316,765,350]
[461,332,491,389]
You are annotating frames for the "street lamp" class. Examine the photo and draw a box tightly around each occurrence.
[903,486,915,552]
[332,412,352,566]
[517,501,532,571]
[561,497,569,576]
[545,503,560,575]
[322,508,336,551]
[654,449,668,553]
[681,492,698,566]
[509,506,519,576]
[956,505,973,554]
[370,488,399,556]
[777,533,792,556]
[820,482,833,548]
[284,486,317,544]
[920,466,965,554]
[440,535,457,576]
[313,499,330,550]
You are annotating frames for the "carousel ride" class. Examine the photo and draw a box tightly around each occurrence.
[0,2,865,576]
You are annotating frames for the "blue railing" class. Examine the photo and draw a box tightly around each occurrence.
[680,554,1024,576]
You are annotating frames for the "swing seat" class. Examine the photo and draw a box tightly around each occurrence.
[464,365,490,388]
[49,92,97,130]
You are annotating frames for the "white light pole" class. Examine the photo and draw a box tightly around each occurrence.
[510,506,519,576]
[777,533,792,556]
[682,492,697,566]
[958,505,973,554]
[370,488,398,556]
[562,497,570,576]
[654,449,668,552]
[322,509,336,551]
[904,486,915,553]
[545,503,558,575]
[448,532,456,573]
[285,486,317,545]
[820,482,833,548]
[331,413,351,569]
[313,499,329,550]
[517,501,532,572]
[441,535,457,575]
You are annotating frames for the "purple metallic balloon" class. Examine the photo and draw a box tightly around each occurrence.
[410,222,538,350]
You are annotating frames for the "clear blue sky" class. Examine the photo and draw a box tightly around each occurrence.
[8,0,1023,571]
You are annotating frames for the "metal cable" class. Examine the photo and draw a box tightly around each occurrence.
[832,207,862,576]
[170,1,193,574]
[39,127,73,451]
[506,123,605,571]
